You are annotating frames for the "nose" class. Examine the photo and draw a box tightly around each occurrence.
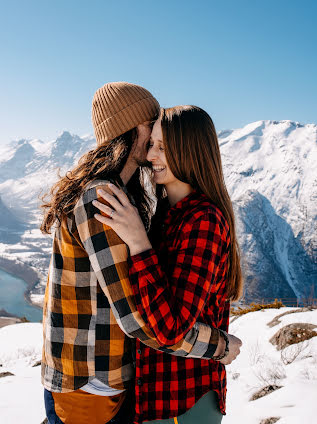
[146,146,158,162]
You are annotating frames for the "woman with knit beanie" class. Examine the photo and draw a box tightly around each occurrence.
[94,105,243,423]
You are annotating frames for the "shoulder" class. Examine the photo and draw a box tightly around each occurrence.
[83,178,114,201]
[72,178,125,245]
[74,178,116,211]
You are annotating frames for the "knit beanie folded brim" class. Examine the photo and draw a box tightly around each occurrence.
[92,82,160,146]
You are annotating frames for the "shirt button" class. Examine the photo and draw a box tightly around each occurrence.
[137,349,142,355]
[137,379,142,386]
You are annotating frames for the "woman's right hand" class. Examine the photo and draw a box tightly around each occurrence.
[213,333,242,365]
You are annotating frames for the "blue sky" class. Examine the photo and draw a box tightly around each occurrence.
[0,0,316,145]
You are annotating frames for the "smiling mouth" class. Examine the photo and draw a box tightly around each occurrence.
[152,166,166,173]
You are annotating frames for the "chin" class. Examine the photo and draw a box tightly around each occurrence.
[154,177,167,185]
[153,175,161,183]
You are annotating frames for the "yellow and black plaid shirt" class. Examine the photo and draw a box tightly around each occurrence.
[41,177,220,393]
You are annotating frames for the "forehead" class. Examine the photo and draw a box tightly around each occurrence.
[151,119,163,141]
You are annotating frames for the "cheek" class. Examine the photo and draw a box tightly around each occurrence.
[146,148,153,161]
[159,150,168,166]
[165,167,177,182]
[163,158,178,182]
[159,155,175,181]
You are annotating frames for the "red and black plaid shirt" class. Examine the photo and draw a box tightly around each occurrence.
[128,190,231,423]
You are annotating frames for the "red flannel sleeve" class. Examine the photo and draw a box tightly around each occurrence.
[128,210,229,346]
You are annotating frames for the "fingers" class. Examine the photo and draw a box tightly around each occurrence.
[220,348,240,365]
[92,200,115,217]
[96,189,122,212]
[233,336,242,347]
[228,334,242,347]
[94,213,113,227]
[106,183,131,207]
[219,334,242,365]
[230,335,242,347]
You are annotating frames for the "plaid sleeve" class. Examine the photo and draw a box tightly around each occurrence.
[128,210,229,346]
[73,184,220,359]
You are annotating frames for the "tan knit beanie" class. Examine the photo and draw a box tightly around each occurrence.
[92,81,160,146]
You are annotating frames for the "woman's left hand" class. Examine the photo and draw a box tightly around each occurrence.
[93,183,152,256]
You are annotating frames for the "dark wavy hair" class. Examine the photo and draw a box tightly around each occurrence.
[40,129,153,234]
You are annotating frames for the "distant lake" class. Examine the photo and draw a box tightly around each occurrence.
[0,268,43,322]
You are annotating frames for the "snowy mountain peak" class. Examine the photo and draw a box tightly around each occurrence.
[50,132,94,165]
[15,140,35,154]
[56,131,74,142]
[16,139,30,146]
[0,120,316,303]
[55,131,86,146]
[220,120,316,144]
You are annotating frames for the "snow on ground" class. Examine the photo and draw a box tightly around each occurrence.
[0,323,44,423]
[0,308,316,424]
[29,293,45,307]
[223,308,317,424]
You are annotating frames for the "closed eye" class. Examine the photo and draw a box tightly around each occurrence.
[147,139,164,151]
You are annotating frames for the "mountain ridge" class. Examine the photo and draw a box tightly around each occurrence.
[0,119,316,305]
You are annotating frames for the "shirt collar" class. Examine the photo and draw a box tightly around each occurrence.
[166,189,202,219]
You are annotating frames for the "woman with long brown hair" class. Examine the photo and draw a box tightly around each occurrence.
[93,105,243,423]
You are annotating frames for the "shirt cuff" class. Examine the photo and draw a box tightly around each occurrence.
[128,248,158,275]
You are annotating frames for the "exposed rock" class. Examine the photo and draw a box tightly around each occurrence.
[230,315,240,323]
[267,307,316,327]
[0,315,30,326]
[0,316,23,329]
[250,385,282,401]
[270,323,317,350]
[260,418,280,424]
[0,371,15,378]
[0,308,19,318]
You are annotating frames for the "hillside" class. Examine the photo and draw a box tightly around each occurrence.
[0,307,316,423]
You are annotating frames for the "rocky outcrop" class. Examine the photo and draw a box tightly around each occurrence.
[269,323,317,350]
[250,385,282,401]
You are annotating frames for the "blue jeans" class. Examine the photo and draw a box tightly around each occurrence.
[44,389,64,424]
[44,389,135,424]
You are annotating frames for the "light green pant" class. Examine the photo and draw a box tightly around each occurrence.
[143,390,223,424]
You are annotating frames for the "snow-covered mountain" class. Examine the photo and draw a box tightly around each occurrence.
[0,121,316,305]
[218,120,317,301]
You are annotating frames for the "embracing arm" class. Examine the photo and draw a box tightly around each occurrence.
[128,210,230,346]
[73,183,220,359]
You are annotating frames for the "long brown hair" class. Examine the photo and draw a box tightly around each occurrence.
[40,129,153,234]
[159,106,243,301]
